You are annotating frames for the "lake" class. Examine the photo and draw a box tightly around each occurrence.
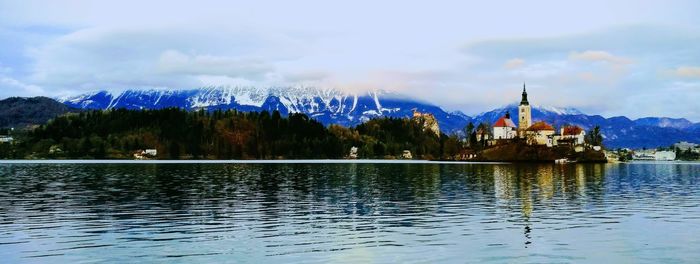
[1,161,699,263]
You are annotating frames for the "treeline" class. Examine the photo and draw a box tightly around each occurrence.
[6,108,464,160]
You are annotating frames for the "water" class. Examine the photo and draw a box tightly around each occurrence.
[0,162,699,263]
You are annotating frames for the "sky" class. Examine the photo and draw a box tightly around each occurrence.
[1,0,699,121]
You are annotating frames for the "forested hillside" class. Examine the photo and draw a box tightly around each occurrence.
[0,97,76,128]
[7,108,459,159]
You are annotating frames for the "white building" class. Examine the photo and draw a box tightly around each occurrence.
[0,136,13,143]
[655,151,676,161]
[493,112,517,140]
[633,150,676,161]
[674,141,698,151]
[556,126,586,146]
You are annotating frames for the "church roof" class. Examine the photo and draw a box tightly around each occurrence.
[527,121,554,131]
[562,126,584,135]
[494,116,516,128]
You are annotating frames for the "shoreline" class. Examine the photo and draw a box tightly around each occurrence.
[0,159,697,165]
[0,159,510,165]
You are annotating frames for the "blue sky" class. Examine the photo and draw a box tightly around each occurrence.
[1,0,699,120]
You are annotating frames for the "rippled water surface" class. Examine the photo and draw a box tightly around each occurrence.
[1,162,699,263]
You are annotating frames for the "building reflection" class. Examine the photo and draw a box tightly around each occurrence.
[492,163,607,247]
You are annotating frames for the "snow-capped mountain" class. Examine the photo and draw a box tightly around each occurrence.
[60,86,473,132]
[60,86,700,148]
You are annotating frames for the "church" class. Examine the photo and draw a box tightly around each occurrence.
[492,84,532,140]
[491,84,585,148]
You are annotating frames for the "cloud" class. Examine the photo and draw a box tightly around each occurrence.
[157,50,273,80]
[666,66,700,78]
[21,26,305,92]
[283,71,331,83]
[503,58,525,69]
[0,76,44,96]
[569,50,632,65]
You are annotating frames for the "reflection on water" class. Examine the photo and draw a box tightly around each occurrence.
[0,163,699,263]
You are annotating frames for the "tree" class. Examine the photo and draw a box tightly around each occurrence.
[587,125,603,146]
[463,122,474,147]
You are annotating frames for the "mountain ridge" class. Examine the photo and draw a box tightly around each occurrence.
[48,86,700,148]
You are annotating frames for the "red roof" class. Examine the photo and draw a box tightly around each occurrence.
[493,116,516,128]
[527,121,554,131]
[562,126,584,135]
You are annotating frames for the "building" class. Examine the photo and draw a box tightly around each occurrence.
[518,83,532,138]
[134,149,158,159]
[476,127,490,142]
[655,151,676,161]
[674,141,698,151]
[493,112,517,140]
[525,121,555,146]
[555,126,586,146]
[412,109,441,136]
[0,136,13,143]
[348,146,358,159]
[633,150,676,161]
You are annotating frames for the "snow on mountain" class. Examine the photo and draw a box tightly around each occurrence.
[59,86,472,133]
[59,87,700,148]
[633,117,694,129]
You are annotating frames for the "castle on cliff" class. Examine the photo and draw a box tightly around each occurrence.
[412,109,440,136]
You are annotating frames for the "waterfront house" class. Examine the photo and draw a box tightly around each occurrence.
[0,136,13,143]
[633,150,676,161]
[556,126,586,146]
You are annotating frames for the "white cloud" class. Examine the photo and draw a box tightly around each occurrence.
[157,50,273,80]
[667,66,700,78]
[569,50,632,65]
[503,58,525,69]
[0,76,44,96]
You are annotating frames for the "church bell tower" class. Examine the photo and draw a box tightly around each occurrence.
[518,83,532,136]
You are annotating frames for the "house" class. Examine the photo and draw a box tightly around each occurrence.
[476,127,490,142]
[0,136,13,143]
[655,151,676,161]
[412,109,441,136]
[493,112,517,140]
[633,150,676,161]
[348,146,358,159]
[525,121,555,146]
[144,149,157,156]
[556,126,586,146]
[674,141,698,151]
[134,149,158,159]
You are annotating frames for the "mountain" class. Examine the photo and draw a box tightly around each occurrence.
[0,97,77,128]
[632,117,694,129]
[59,87,700,149]
[59,87,472,133]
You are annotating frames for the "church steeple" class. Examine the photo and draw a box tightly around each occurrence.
[520,83,529,106]
[517,83,532,136]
